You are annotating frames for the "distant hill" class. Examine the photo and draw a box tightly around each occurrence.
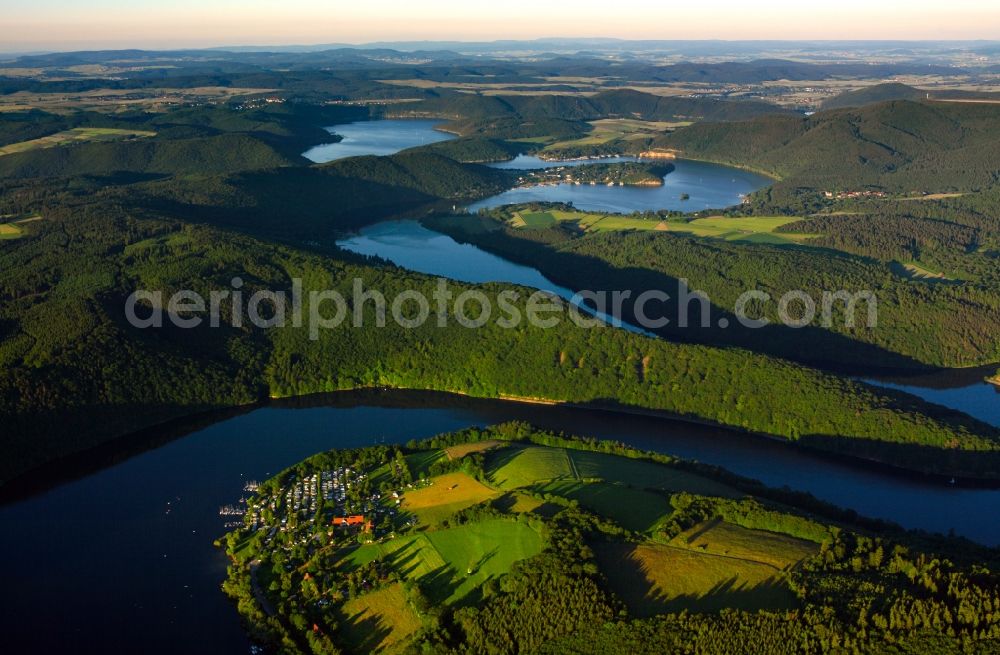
[134,150,512,237]
[657,99,1000,192]
[821,83,927,109]
[0,133,297,179]
[412,89,792,134]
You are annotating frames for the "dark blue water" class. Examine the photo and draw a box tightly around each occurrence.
[470,158,771,213]
[862,374,999,428]
[303,119,454,162]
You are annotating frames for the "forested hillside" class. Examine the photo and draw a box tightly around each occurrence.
[410,89,792,138]
[658,100,1000,192]
[427,213,1000,370]
[2,198,998,484]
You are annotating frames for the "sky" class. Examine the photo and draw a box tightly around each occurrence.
[2,0,999,52]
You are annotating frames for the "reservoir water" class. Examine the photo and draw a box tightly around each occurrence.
[471,158,772,213]
[303,119,454,163]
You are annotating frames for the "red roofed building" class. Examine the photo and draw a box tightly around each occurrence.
[332,515,370,531]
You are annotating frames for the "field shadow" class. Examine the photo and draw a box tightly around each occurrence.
[595,541,799,618]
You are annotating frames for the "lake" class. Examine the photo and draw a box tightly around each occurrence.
[470,158,772,213]
[302,119,454,163]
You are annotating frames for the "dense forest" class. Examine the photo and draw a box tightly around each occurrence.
[657,100,1000,193]
[427,211,1000,370]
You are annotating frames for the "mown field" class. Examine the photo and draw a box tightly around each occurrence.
[594,517,818,617]
[595,539,803,615]
[343,517,543,605]
[0,127,156,156]
[658,215,818,245]
[485,445,738,531]
[488,445,736,497]
[539,117,691,156]
[401,471,498,525]
[507,210,817,246]
[536,479,669,531]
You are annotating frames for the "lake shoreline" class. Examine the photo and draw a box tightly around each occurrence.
[5,384,999,508]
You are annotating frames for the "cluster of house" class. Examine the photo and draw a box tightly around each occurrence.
[240,464,411,545]
[231,96,285,111]
[824,190,888,200]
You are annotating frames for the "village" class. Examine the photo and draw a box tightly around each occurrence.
[225,457,430,564]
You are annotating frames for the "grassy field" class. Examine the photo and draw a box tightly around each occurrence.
[505,211,815,245]
[488,445,737,498]
[892,261,956,282]
[536,479,670,532]
[404,449,446,478]
[568,450,737,497]
[342,519,543,605]
[0,127,157,156]
[670,519,820,569]
[488,446,575,490]
[0,224,23,240]
[338,582,424,654]
[425,519,543,603]
[509,209,662,233]
[402,472,499,525]
[659,216,817,245]
[595,538,802,616]
[542,118,689,153]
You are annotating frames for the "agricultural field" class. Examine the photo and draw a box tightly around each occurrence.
[594,536,804,616]
[668,519,820,570]
[509,208,663,232]
[488,445,575,489]
[401,471,498,525]
[504,210,815,244]
[488,444,736,498]
[0,127,156,156]
[568,450,738,497]
[536,479,669,532]
[541,118,689,152]
[342,518,543,604]
[658,215,818,245]
[0,86,276,113]
[337,583,424,654]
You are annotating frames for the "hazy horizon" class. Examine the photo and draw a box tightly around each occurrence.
[3,0,999,53]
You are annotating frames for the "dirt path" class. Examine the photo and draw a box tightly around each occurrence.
[249,560,277,617]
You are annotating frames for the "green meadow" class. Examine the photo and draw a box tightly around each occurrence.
[507,209,817,246]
